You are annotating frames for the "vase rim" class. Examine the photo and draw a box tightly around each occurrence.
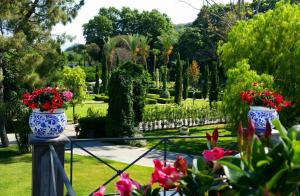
[250,106,276,111]
[32,108,65,114]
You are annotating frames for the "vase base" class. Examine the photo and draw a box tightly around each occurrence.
[34,135,60,139]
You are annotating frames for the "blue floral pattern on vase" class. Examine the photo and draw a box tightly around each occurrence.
[29,109,67,138]
[247,106,278,133]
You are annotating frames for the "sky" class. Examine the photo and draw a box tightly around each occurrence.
[52,0,230,49]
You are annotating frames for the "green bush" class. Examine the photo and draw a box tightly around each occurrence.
[94,94,109,102]
[145,98,157,104]
[78,116,107,138]
[156,97,173,104]
[160,90,170,98]
[168,89,175,96]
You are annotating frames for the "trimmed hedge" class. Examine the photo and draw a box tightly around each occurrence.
[94,95,109,102]
[188,91,202,99]
[157,98,173,104]
[146,93,160,99]
[78,116,107,138]
[148,88,161,94]
[145,98,157,104]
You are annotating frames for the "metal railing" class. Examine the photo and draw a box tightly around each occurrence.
[49,144,75,196]
[67,135,235,196]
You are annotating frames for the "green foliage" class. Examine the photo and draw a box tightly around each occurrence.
[177,28,203,61]
[218,2,300,123]
[61,66,86,121]
[156,98,173,104]
[106,62,147,137]
[94,94,109,102]
[182,60,189,100]
[106,68,134,137]
[209,63,219,105]
[78,116,107,138]
[202,65,209,99]
[160,66,168,92]
[218,120,300,195]
[81,66,97,82]
[145,98,157,105]
[174,53,183,105]
[146,93,160,99]
[154,68,160,88]
[159,90,170,99]
[101,58,108,94]
[158,31,178,65]
[222,60,273,129]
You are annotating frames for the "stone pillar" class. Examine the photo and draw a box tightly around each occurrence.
[29,134,70,196]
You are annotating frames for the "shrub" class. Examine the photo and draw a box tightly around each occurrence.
[78,116,107,138]
[174,53,183,105]
[145,98,158,104]
[188,91,202,99]
[156,98,173,104]
[160,90,170,98]
[94,94,109,102]
[146,93,160,99]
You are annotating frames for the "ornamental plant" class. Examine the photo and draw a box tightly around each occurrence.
[240,82,292,111]
[22,87,73,112]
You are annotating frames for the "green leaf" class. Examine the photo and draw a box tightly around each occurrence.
[151,188,161,196]
[286,166,300,183]
[193,157,207,173]
[266,165,289,190]
[218,157,245,183]
[272,118,288,140]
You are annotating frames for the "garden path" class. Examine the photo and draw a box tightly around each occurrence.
[64,124,195,167]
[7,124,195,167]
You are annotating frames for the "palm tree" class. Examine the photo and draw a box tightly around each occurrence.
[151,48,160,74]
[122,35,140,63]
[103,37,118,73]
[158,32,178,66]
[139,35,151,70]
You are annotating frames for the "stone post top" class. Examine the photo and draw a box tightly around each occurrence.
[29,134,70,145]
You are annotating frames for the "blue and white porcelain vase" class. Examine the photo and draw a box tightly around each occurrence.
[247,106,278,133]
[29,109,67,138]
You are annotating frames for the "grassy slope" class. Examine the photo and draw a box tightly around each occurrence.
[0,146,153,195]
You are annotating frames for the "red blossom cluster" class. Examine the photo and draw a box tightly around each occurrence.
[22,87,73,112]
[240,83,292,111]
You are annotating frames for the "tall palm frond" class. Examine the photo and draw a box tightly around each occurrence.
[158,32,178,65]
[121,34,140,63]
[139,35,151,69]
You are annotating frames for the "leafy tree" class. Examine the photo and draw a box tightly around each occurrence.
[83,15,113,47]
[177,28,203,61]
[174,53,183,105]
[0,0,83,147]
[222,60,273,129]
[189,60,200,89]
[218,2,300,124]
[151,49,160,76]
[202,64,209,99]
[139,35,151,70]
[61,66,86,122]
[158,31,178,66]
[209,63,219,107]
[122,35,140,64]
[182,59,189,100]
[102,37,118,93]
[86,43,101,93]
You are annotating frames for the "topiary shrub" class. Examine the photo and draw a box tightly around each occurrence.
[78,116,107,138]
[174,53,183,105]
[146,93,160,99]
[145,98,158,104]
[160,90,170,98]
[157,97,173,104]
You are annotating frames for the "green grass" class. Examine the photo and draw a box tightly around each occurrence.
[144,124,236,155]
[0,146,153,195]
[66,102,108,120]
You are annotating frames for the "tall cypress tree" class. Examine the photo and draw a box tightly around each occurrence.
[101,57,108,94]
[182,59,189,100]
[209,63,219,107]
[203,64,209,99]
[174,53,183,105]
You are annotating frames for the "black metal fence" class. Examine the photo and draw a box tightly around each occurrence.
[67,135,235,196]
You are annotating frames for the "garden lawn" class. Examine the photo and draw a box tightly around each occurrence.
[144,124,236,155]
[0,146,153,195]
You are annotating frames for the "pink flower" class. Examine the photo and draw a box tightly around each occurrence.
[274,94,283,104]
[93,186,105,196]
[174,156,188,175]
[264,90,271,96]
[151,160,182,190]
[115,173,139,196]
[62,91,73,102]
[283,101,292,107]
[202,147,225,162]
